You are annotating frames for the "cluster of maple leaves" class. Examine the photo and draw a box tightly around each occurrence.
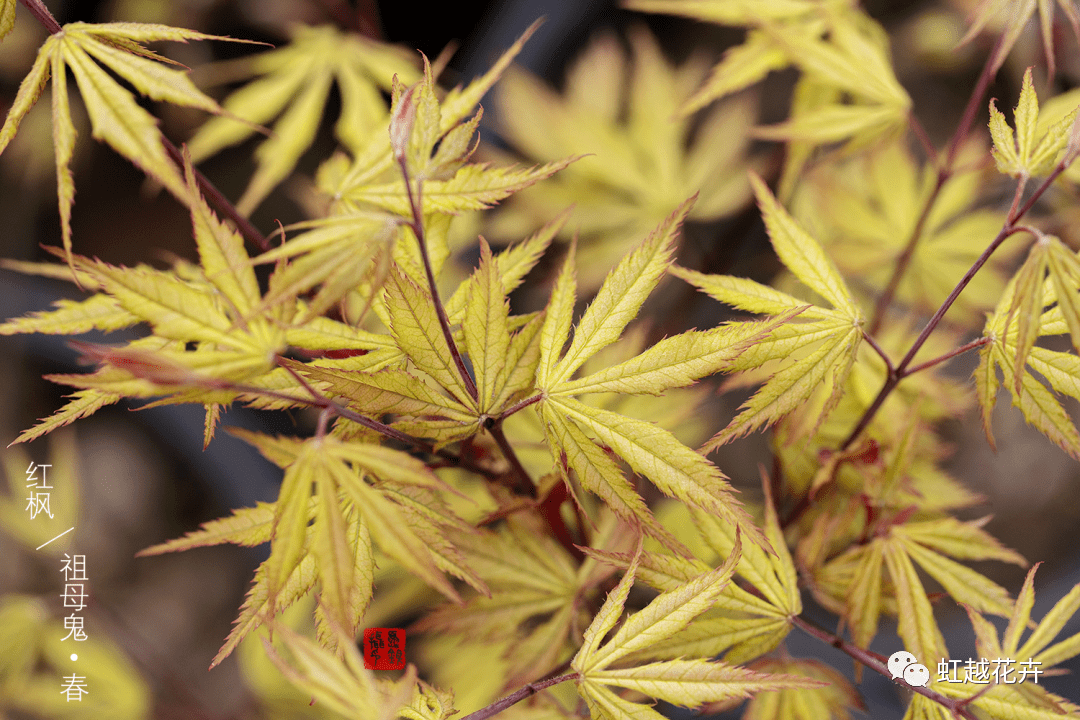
[4,0,1080,719]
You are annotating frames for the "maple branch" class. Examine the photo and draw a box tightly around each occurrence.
[486,418,536,497]
[944,31,1006,170]
[841,161,1070,451]
[18,0,61,34]
[18,0,271,255]
[486,415,584,561]
[867,31,1006,335]
[791,615,980,720]
[861,332,894,375]
[164,141,270,252]
[908,112,938,169]
[396,155,479,402]
[242,358,497,478]
[904,336,991,376]
[867,168,947,335]
[459,672,578,720]
[500,393,543,419]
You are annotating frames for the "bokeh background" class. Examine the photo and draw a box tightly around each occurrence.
[1,0,1079,717]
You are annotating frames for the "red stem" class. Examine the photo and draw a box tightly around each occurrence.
[867,31,1007,335]
[18,0,61,34]
[840,161,1070,451]
[396,156,479,402]
[790,615,980,720]
[164,142,270,252]
[459,672,578,720]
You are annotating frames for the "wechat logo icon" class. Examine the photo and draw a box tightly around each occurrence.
[888,650,930,687]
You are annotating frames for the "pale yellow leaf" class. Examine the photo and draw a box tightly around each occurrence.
[548,198,693,387]
[584,539,740,672]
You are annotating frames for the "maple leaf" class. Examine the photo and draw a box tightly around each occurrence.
[591,482,803,668]
[317,23,573,221]
[263,623,417,720]
[241,30,571,320]
[627,1,910,160]
[490,26,754,289]
[976,239,1080,457]
[413,513,626,687]
[0,0,14,41]
[930,564,1080,718]
[535,199,769,550]
[819,516,1025,656]
[961,0,1080,77]
[187,24,420,214]
[139,430,481,666]
[0,22,238,269]
[989,68,1080,181]
[571,541,823,718]
[741,658,865,720]
[792,138,1018,323]
[0,431,79,558]
[0,595,152,718]
[677,173,863,451]
[0,157,296,445]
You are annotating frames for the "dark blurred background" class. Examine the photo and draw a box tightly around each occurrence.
[1,0,1079,717]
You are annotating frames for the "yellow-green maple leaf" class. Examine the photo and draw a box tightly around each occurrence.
[586,480,801,669]
[4,162,291,436]
[535,199,767,550]
[413,513,608,687]
[932,564,1080,718]
[153,430,478,666]
[627,1,910,148]
[742,658,864,720]
[490,26,754,289]
[792,138,1016,323]
[977,241,1080,457]
[0,595,151,719]
[0,22,235,269]
[0,431,79,558]
[0,0,14,41]
[264,624,416,720]
[989,68,1080,180]
[572,541,822,718]
[321,23,573,220]
[678,173,863,450]
[187,24,420,214]
[961,0,1080,77]
[826,517,1024,654]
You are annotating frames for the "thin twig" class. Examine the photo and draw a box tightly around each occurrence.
[18,0,61,34]
[868,32,1007,335]
[487,420,535,497]
[164,141,270,252]
[944,31,1008,170]
[255,358,497,477]
[841,161,1070,451]
[861,332,895,376]
[868,169,948,335]
[396,155,479,401]
[909,112,939,169]
[904,337,990,376]
[488,417,584,561]
[499,393,543,420]
[459,672,578,720]
[791,615,980,720]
